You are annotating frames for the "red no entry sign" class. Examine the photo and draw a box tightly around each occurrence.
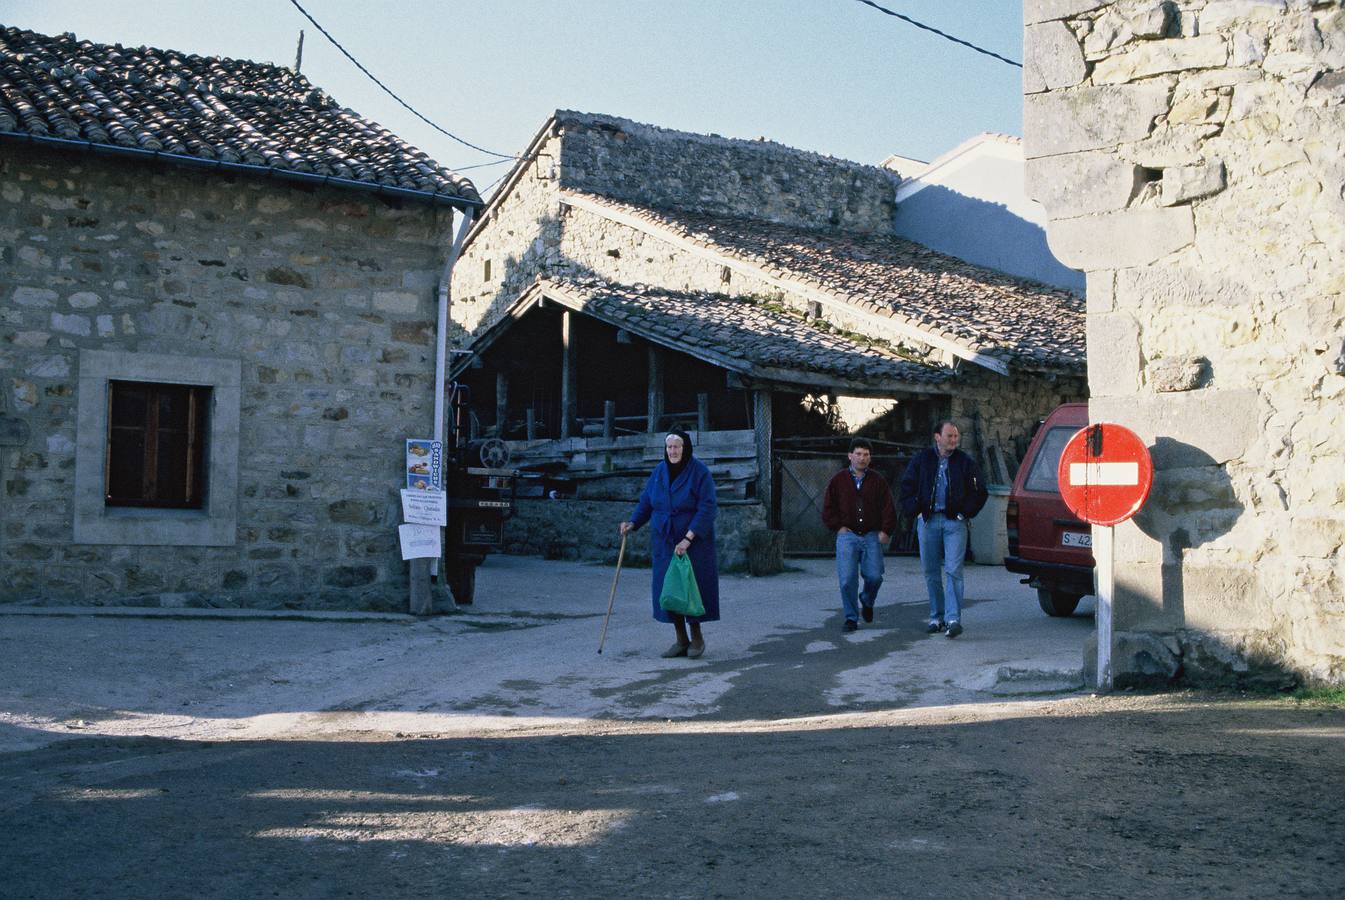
[1057,423,1153,526]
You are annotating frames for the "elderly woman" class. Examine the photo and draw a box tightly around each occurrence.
[619,430,720,658]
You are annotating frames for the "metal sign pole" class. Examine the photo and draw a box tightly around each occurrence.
[1095,524,1114,691]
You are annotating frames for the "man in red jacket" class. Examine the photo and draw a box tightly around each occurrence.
[822,438,898,632]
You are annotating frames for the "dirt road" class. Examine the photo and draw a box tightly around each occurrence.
[2,696,1343,897]
[1,557,1342,896]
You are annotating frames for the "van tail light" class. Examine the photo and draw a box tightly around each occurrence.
[1006,500,1019,556]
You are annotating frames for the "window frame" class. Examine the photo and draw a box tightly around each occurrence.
[74,350,240,547]
[104,380,211,510]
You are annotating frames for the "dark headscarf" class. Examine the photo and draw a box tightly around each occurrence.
[664,430,694,483]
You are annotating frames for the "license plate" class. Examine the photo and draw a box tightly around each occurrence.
[1061,531,1092,548]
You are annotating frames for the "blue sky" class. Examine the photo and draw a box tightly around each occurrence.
[7,1,1025,194]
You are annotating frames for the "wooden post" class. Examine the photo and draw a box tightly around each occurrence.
[409,558,432,615]
[697,392,710,433]
[647,346,664,433]
[561,310,576,440]
[495,371,509,437]
[753,389,773,525]
[526,407,537,441]
[603,400,615,441]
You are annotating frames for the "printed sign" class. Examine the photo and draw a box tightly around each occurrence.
[1057,423,1154,526]
[405,439,444,490]
[398,523,442,560]
[400,489,447,526]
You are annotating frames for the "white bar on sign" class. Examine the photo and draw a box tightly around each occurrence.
[1069,462,1139,486]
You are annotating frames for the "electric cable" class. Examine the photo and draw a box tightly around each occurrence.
[285,0,518,159]
[453,158,517,172]
[851,0,1022,68]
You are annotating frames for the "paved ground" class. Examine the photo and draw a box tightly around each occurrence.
[0,556,1092,751]
[2,556,1342,897]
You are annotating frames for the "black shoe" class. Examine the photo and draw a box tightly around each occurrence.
[843,619,858,633]
[946,621,963,639]
[861,605,874,623]
[927,620,944,634]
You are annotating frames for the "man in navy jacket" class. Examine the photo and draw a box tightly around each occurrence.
[822,438,898,632]
[899,421,988,638]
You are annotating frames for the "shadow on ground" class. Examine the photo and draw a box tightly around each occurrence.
[1,699,1342,898]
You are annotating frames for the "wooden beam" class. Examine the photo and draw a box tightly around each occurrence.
[561,309,576,439]
[753,390,773,526]
[495,371,508,437]
[647,346,664,433]
[697,392,710,432]
[603,400,615,441]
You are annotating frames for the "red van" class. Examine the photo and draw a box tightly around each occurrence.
[1004,402,1095,616]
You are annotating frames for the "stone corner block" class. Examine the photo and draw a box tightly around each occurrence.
[1086,312,1141,397]
[1024,83,1172,159]
[1089,388,1261,465]
[1025,21,1088,94]
[1045,206,1194,271]
[1025,151,1142,219]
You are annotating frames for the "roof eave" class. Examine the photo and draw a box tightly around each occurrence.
[0,130,484,211]
[557,191,1014,377]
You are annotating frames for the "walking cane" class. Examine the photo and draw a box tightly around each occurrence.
[598,532,628,654]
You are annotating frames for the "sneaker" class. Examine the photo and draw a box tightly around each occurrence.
[843,619,858,633]
[926,620,944,634]
[946,621,963,639]
[861,605,874,623]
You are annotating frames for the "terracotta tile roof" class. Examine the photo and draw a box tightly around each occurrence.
[0,25,480,204]
[566,192,1086,372]
[536,276,953,392]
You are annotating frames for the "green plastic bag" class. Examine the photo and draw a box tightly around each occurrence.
[659,553,705,618]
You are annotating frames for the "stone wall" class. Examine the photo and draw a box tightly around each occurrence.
[452,111,901,338]
[1024,0,1345,685]
[453,129,565,335]
[1,144,457,610]
[554,111,899,234]
[502,497,766,571]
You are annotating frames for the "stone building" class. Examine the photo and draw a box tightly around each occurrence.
[1024,0,1344,685]
[0,26,481,609]
[451,111,1087,561]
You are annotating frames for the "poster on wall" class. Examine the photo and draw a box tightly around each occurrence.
[400,488,447,526]
[405,439,443,490]
[398,523,442,560]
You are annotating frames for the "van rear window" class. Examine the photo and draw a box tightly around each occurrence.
[1023,426,1078,493]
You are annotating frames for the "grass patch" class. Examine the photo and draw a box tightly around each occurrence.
[1291,685,1345,705]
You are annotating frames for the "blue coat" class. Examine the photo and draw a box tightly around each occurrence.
[630,457,720,623]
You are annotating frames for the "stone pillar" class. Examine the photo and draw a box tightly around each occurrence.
[560,310,576,440]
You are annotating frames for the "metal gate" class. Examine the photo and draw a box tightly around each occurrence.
[777,443,920,555]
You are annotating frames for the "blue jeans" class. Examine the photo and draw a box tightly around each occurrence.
[918,514,968,624]
[835,531,885,623]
